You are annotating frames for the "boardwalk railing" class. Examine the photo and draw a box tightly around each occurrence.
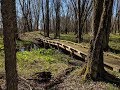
[34,38,120,73]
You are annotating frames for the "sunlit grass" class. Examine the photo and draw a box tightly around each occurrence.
[60,33,76,42]
[0,37,71,77]
[17,48,71,77]
[0,47,71,77]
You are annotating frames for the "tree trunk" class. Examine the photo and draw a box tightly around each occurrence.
[41,0,45,34]
[78,0,82,43]
[103,0,114,51]
[118,15,120,34]
[54,0,61,39]
[74,14,78,35]
[1,0,18,90]
[92,0,104,40]
[45,0,49,37]
[84,0,113,80]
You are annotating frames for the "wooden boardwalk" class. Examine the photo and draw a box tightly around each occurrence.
[20,32,120,73]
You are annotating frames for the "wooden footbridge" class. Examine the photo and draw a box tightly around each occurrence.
[20,32,120,73]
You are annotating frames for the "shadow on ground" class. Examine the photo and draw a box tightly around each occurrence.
[109,47,120,54]
[102,71,120,87]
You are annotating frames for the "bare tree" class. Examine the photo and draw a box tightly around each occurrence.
[19,0,33,32]
[70,0,92,42]
[54,0,61,39]
[103,0,114,51]
[32,0,41,30]
[81,0,116,82]
[1,0,18,89]
[70,0,78,35]
[41,0,45,33]
[44,0,49,37]
[116,0,120,34]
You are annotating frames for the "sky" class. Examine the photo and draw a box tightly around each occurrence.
[0,0,119,29]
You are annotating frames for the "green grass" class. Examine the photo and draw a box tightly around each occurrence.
[0,38,4,50]
[0,47,73,77]
[109,34,120,51]
[0,37,71,77]
[17,48,72,77]
[60,33,76,42]
[0,37,4,72]
[17,40,32,45]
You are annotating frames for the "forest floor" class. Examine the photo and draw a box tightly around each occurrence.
[20,31,120,71]
[0,32,120,90]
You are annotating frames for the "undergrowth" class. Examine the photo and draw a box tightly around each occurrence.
[17,48,72,77]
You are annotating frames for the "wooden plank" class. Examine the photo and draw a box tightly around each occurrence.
[34,38,120,73]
